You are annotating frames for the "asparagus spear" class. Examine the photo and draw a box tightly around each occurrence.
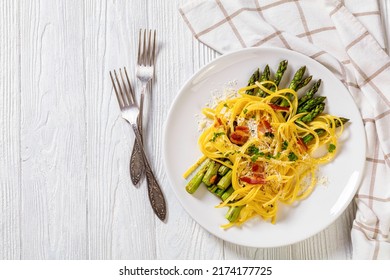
[209,176,234,199]
[336,117,350,126]
[295,75,313,91]
[266,60,289,100]
[221,186,234,201]
[185,159,211,194]
[298,79,322,107]
[217,170,233,190]
[302,117,349,144]
[279,66,306,106]
[297,96,326,113]
[289,66,306,90]
[300,103,325,123]
[214,188,225,197]
[218,160,231,176]
[245,68,260,95]
[202,161,221,187]
[273,60,288,88]
[225,206,243,222]
[261,65,271,81]
[208,185,225,197]
[257,64,271,97]
[210,178,235,200]
[302,129,325,144]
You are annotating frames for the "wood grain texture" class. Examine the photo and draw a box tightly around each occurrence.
[84,0,158,260]
[0,1,21,260]
[0,0,389,260]
[20,0,87,259]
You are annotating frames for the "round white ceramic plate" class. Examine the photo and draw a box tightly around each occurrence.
[163,47,366,248]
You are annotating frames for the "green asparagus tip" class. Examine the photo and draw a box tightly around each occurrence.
[296,75,313,90]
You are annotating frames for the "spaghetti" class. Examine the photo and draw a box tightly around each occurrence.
[185,77,345,229]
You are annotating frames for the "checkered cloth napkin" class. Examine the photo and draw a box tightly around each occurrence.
[179,0,390,259]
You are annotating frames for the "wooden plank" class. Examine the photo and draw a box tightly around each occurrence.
[84,0,157,259]
[0,0,21,260]
[19,0,87,259]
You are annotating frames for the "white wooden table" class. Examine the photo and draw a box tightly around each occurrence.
[1,0,389,260]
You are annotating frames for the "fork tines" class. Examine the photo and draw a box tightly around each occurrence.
[137,29,157,67]
[109,68,136,109]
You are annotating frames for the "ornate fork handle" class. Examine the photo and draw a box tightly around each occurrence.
[130,94,144,186]
[130,123,166,221]
[130,139,144,185]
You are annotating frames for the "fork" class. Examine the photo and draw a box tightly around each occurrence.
[109,68,166,221]
[130,29,157,186]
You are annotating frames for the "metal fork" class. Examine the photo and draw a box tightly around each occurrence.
[109,68,166,221]
[130,29,157,186]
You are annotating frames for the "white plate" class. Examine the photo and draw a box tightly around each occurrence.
[163,47,366,248]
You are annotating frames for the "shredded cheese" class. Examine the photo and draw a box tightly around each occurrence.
[184,81,344,228]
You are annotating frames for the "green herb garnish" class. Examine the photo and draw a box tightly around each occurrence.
[288,152,298,161]
[247,145,259,155]
[328,144,336,153]
[210,132,224,142]
[282,140,288,151]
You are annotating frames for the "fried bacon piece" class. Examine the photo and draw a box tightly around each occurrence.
[257,118,273,135]
[240,163,266,185]
[229,125,250,146]
[240,175,266,184]
[297,137,308,152]
[268,103,289,112]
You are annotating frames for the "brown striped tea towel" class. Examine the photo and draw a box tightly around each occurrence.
[179,0,390,259]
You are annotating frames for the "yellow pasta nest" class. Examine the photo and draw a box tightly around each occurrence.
[184,81,345,228]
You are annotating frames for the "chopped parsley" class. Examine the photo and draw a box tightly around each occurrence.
[288,152,298,161]
[247,145,259,155]
[210,132,224,142]
[243,108,248,114]
[247,145,262,162]
[224,150,238,157]
[251,154,259,162]
[282,140,288,151]
[328,144,336,153]
[247,145,279,162]
[251,152,265,162]
[265,132,274,138]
